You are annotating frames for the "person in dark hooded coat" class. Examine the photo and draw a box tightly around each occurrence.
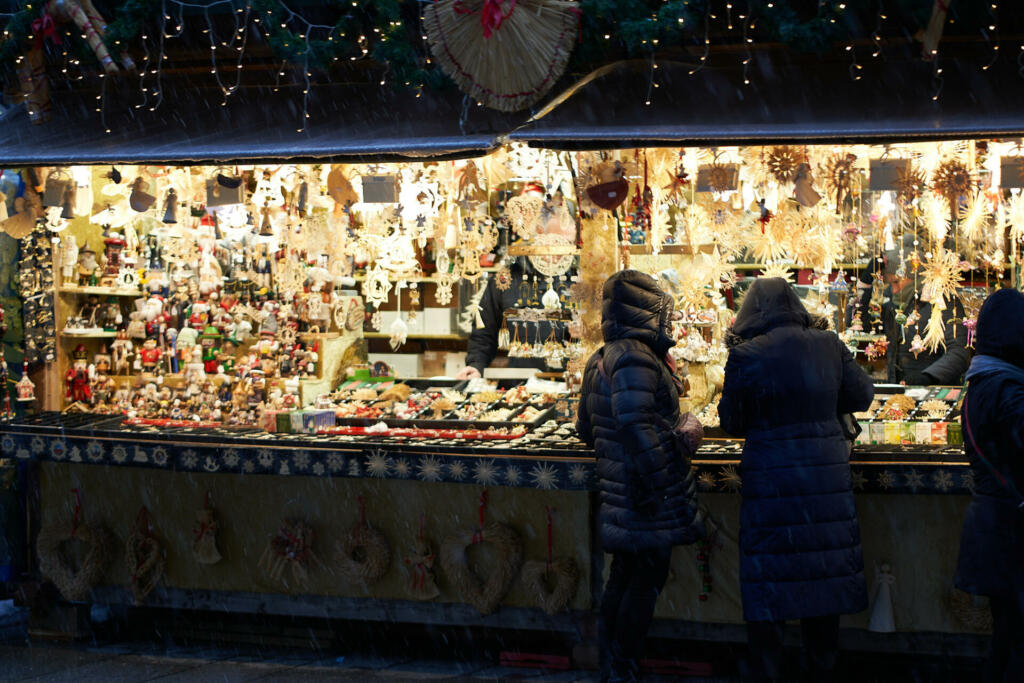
[955,288,1024,683]
[718,278,874,681]
[576,269,704,683]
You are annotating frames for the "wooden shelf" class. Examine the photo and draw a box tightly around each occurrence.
[59,286,144,297]
[364,333,465,340]
[60,331,118,339]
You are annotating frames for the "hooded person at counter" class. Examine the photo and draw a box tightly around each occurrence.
[719,278,874,681]
[955,288,1024,683]
[576,270,704,683]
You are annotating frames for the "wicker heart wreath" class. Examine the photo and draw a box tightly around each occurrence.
[37,518,112,602]
[521,558,579,616]
[335,497,391,585]
[441,521,523,615]
[126,507,165,605]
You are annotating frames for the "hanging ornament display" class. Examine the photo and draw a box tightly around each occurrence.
[932,159,972,222]
[440,491,523,615]
[361,264,392,308]
[422,0,581,112]
[125,506,165,605]
[766,146,803,185]
[192,492,222,565]
[403,513,440,601]
[435,271,456,306]
[336,496,391,586]
[520,507,579,615]
[36,489,112,602]
[258,519,321,588]
[895,165,928,204]
[823,152,858,213]
[506,193,546,240]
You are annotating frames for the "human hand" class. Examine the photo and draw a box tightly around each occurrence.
[455,366,481,380]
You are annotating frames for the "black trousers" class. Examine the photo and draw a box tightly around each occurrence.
[598,546,673,682]
[988,590,1024,683]
[745,614,840,682]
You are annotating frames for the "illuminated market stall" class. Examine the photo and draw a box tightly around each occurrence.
[3,0,1024,657]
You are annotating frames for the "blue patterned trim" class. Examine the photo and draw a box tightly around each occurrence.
[4,433,972,494]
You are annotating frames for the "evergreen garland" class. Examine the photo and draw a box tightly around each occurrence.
[0,1,1004,96]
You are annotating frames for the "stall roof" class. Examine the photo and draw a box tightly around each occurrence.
[0,79,515,165]
[4,44,1024,164]
[513,47,1024,149]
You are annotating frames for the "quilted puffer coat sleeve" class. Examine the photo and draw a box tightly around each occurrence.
[608,349,674,503]
[718,348,749,437]
[836,336,875,414]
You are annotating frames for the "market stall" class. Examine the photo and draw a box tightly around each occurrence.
[0,137,1010,648]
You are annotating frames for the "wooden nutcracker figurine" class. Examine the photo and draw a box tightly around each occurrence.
[65,344,92,404]
[138,336,163,377]
[199,325,222,374]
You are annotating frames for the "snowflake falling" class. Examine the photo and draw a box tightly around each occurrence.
[223,449,241,468]
[114,446,131,464]
[327,452,345,472]
[257,449,274,468]
[474,459,499,486]
[393,458,412,478]
[505,465,522,486]
[366,450,391,478]
[927,469,953,492]
[960,470,976,493]
[569,464,589,486]
[418,455,444,482]
[530,463,559,490]
[851,470,868,490]
[904,468,924,492]
[876,470,895,490]
[448,461,467,481]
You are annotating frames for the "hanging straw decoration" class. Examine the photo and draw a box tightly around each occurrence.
[423,0,581,112]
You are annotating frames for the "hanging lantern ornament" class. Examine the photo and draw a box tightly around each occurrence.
[423,0,582,113]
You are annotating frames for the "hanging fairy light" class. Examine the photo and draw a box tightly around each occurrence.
[689,0,712,76]
[983,2,999,71]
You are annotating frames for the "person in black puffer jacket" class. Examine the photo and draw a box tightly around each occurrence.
[719,278,874,682]
[955,288,1024,683]
[576,270,704,683]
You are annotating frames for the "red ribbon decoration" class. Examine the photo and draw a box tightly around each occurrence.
[70,488,82,537]
[546,506,553,570]
[31,14,63,50]
[472,489,489,544]
[454,0,517,39]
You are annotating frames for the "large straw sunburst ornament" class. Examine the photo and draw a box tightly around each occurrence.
[423,0,581,112]
[766,146,803,184]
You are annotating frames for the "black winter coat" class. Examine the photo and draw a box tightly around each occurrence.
[576,270,702,553]
[719,278,875,622]
[956,289,1024,598]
